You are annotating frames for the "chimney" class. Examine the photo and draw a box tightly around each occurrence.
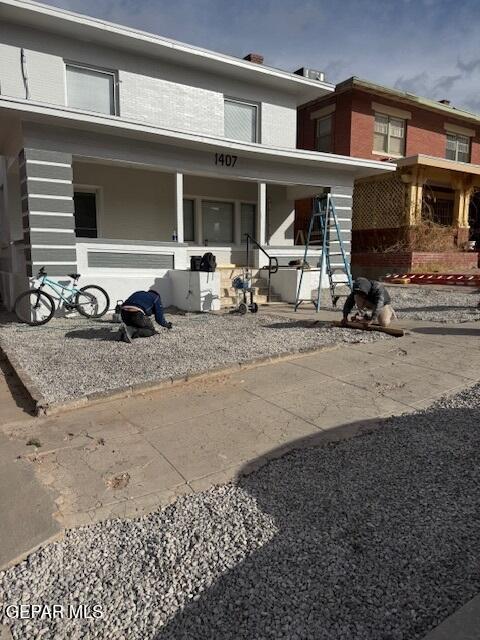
[243,53,264,65]
[439,99,451,105]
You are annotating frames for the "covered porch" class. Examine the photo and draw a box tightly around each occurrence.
[0,105,393,312]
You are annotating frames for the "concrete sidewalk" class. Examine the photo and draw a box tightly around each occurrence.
[1,317,478,569]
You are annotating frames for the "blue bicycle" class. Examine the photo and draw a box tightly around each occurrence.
[14,267,110,326]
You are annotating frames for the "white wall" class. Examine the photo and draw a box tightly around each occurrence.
[73,162,176,242]
[267,184,295,246]
[0,22,298,147]
[183,175,257,201]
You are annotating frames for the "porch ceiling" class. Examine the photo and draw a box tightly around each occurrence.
[0,96,395,181]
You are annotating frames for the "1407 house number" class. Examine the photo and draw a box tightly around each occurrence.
[214,153,237,167]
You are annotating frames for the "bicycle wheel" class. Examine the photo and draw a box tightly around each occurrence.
[75,285,110,319]
[14,289,56,326]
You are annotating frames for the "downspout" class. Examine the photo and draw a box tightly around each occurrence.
[20,48,30,100]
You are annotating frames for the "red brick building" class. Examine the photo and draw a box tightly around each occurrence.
[297,77,480,275]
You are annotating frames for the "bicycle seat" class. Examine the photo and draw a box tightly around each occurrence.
[68,273,81,280]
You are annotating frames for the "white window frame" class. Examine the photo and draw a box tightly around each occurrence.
[224,97,260,144]
[445,132,471,163]
[183,194,257,245]
[64,62,119,116]
[73,184,104,238]
[373,112,406,157]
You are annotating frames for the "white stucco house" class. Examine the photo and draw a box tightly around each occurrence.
[0,0,394,312]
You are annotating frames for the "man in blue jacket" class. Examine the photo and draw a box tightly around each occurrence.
[119,289,172,343]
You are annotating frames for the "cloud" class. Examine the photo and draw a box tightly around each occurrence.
[457,57,480,74]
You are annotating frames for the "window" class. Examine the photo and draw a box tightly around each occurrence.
[73,192,97,238]
[240,203,256,243]
[224,98,258,143]
[66,64,117,115]
[202,201,234,243]
[315,115,333,152]
[373,113,405,155]
[183,199,195,242]
[446,133,470,162]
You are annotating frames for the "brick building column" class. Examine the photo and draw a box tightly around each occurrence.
[19,148,77,277]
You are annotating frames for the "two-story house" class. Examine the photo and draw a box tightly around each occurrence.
[298,77,480,276]
[0,0,392,312]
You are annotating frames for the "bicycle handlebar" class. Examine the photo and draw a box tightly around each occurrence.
[37,266,47,277]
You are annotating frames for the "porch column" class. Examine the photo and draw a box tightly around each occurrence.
[452,176,471,246]
[257,182,267,245]
[330,184,354,285]
[20,148,77,277]
[174,172,184,243]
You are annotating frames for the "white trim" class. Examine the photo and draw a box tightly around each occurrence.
[331,193,353,199]
[335,206,352,210]
[29,211,73,217]
[31,245,76,249]
[336,218,350,222]
[372,150,403,159]
[23,177,72,184]
[30,262,77,266]
[30,227,75,232]
[372,101,412,120]
[26,160,71,168]
[27,195,73,200]
[443,122,475,137]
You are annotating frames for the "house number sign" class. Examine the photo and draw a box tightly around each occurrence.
[214,153,237,167]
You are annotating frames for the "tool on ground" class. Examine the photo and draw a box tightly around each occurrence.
[332,320,404,337]
[232,269,258,315]
[295,193,352,312]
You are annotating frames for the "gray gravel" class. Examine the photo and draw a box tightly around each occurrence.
[0,312,388,404]
[390,286,480,323]
[1,382,479,640]
[330,285,480,323]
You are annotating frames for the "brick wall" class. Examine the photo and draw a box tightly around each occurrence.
[352,250,478,279]
[298,87,480,164]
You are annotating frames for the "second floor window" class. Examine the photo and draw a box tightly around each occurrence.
[315,115,332,153]
[66,64,117,116]
[224,98,258,143]
[374,113,405,155]
[446,133,470,162]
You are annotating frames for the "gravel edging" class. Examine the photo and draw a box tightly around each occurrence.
[0,313,393,412]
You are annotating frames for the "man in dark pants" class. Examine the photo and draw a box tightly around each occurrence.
[342,277,395,327]
[119,289,172,343]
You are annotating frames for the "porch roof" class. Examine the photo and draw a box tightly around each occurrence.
[0,96,395,180]
[396,154,480,177]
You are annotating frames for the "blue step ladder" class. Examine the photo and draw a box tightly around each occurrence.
[294,193,353,311]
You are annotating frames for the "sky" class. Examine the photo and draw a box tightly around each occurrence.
[40,0,480,113]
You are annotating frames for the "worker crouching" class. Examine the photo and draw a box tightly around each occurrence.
[119,289,172,343]
[342,277,396,328]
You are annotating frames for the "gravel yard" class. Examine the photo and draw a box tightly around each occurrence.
[1,382,479,640]
[0,312,389,404]
[390,285,480,323]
